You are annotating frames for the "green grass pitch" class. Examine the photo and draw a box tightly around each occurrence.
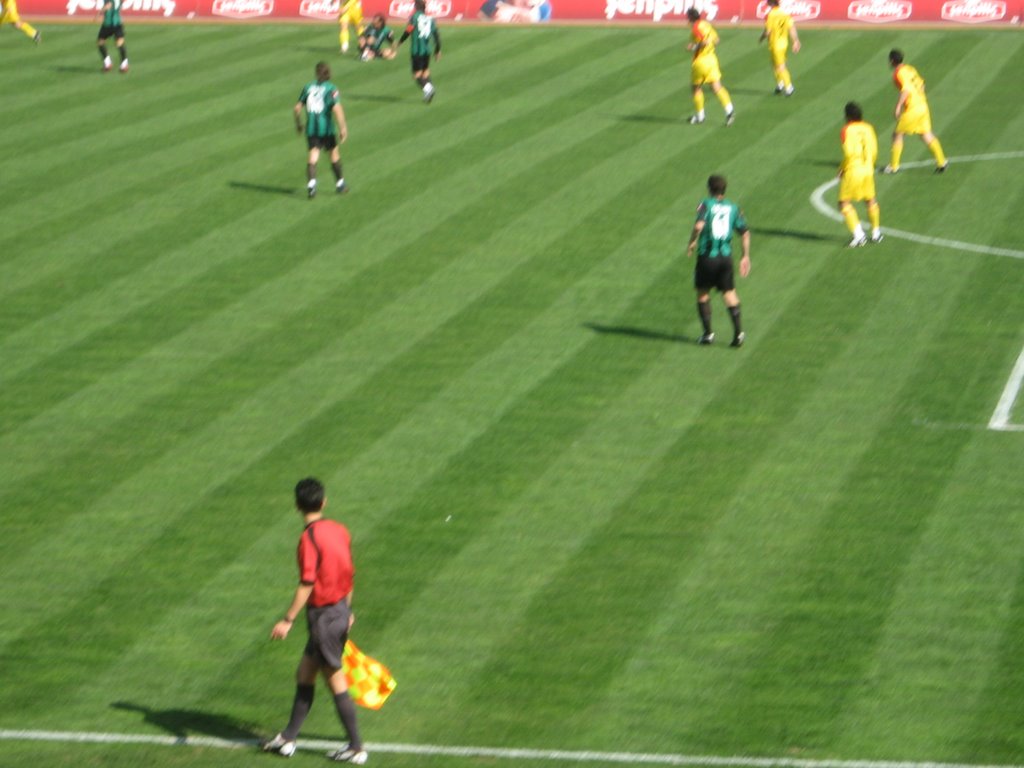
[1,20,1024,768]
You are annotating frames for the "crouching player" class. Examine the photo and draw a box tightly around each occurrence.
[359,14,396,61]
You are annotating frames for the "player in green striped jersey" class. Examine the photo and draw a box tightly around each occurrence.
[97,0,128,73]
[295,61,349,199]
[686,175,751,347]
[397,0,441,103]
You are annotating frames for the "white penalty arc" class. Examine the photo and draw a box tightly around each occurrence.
[2,729,1024,768]
[809,151,1024,260]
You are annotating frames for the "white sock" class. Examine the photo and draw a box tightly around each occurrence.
[725,103,734,115]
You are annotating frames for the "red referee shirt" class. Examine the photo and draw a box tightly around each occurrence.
[297,519,354,607]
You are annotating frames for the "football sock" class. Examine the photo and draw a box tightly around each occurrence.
[119,44,128,60]
[307,163,316,182]
[928,138,947,168]
[727,304,742,335]
[716,87,732,111]
[331,160,343,181]
[282,684,315,741]
[889,142,903,171]
[693,90,705,114]
[840,202,861,234]
[99,44,108,59]
[21,22,38,39]
[867,201,880,231]
[333,692,363,751]
[697,301,712,334]
[781,69,792,89]
[341,27,350,50]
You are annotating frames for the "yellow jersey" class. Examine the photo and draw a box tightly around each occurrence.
[764,6,793,49]
[840,120,878,177]
[690,19,719,62]
[893,63,928,112]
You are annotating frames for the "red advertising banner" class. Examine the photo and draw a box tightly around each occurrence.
[19,0,1023,24]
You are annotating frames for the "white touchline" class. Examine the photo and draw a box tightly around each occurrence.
[808,151,1024,260]
[1,729,1023,768]
[989,343,1024,432]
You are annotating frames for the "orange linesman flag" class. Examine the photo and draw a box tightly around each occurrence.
[342,640,397,710]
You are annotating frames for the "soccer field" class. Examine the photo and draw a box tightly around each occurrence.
[1,21,1023,768]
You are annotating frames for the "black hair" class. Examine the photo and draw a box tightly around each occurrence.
[845,101,863,122]
[686,7,701,21]
[889,49,904,66]
[707,174,727,196]
[295,477,326,513]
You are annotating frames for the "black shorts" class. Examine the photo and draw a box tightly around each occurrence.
[694,256,735,292]
[303,600,351,669]
[97,24,125,40]
[411,54,431,73]
[307,134,338,151]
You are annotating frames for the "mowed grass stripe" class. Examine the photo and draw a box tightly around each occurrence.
[0,40,684,549]
[0,28,671,325]
[436,118,935,756]
[0,26,578,293]
[0,52,696,667]
[589,260,1011,757]
[669,255,1010,755]
[60,185,693,732]
[0,31,683,459]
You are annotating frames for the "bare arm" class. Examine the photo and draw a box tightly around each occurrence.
[333,103,348,143]
[895,90,909,118]
[738,230,751,277]
[686,220,705,258]
[294,102,304,133]
[270,582,314,640]
[790,26,800,52]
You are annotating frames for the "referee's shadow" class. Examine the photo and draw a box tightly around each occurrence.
[110,701,262,742]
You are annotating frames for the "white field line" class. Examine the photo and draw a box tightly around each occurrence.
[810,151,1024,432]
[989,343,1024,432]
[1,729,1023,768]
[808,151,1024,260]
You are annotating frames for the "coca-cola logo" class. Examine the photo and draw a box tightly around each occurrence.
[212,0,273,15]
[847,0,912,21]
[603,0,718,22]
[66,0,176,15]
[755,0,820,19]
[388,0,451,15]
[300,0,339,18]
[941,0,1005,21]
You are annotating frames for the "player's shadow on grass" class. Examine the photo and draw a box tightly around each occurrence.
[611,113,687,125]
[345,92,405,103]
[51,65,101,74]
[803,159,843,169]
[754,226,836,243]
[228,181,298,197]
[584,322,690,344]
[111,701,262,742]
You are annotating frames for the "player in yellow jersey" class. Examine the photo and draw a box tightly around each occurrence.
[686,7,735,126]
[838,102,882,248]
[884,49,948,174]
[758,0,800,95]
[0,0,41,44]
[338,0,364,54]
